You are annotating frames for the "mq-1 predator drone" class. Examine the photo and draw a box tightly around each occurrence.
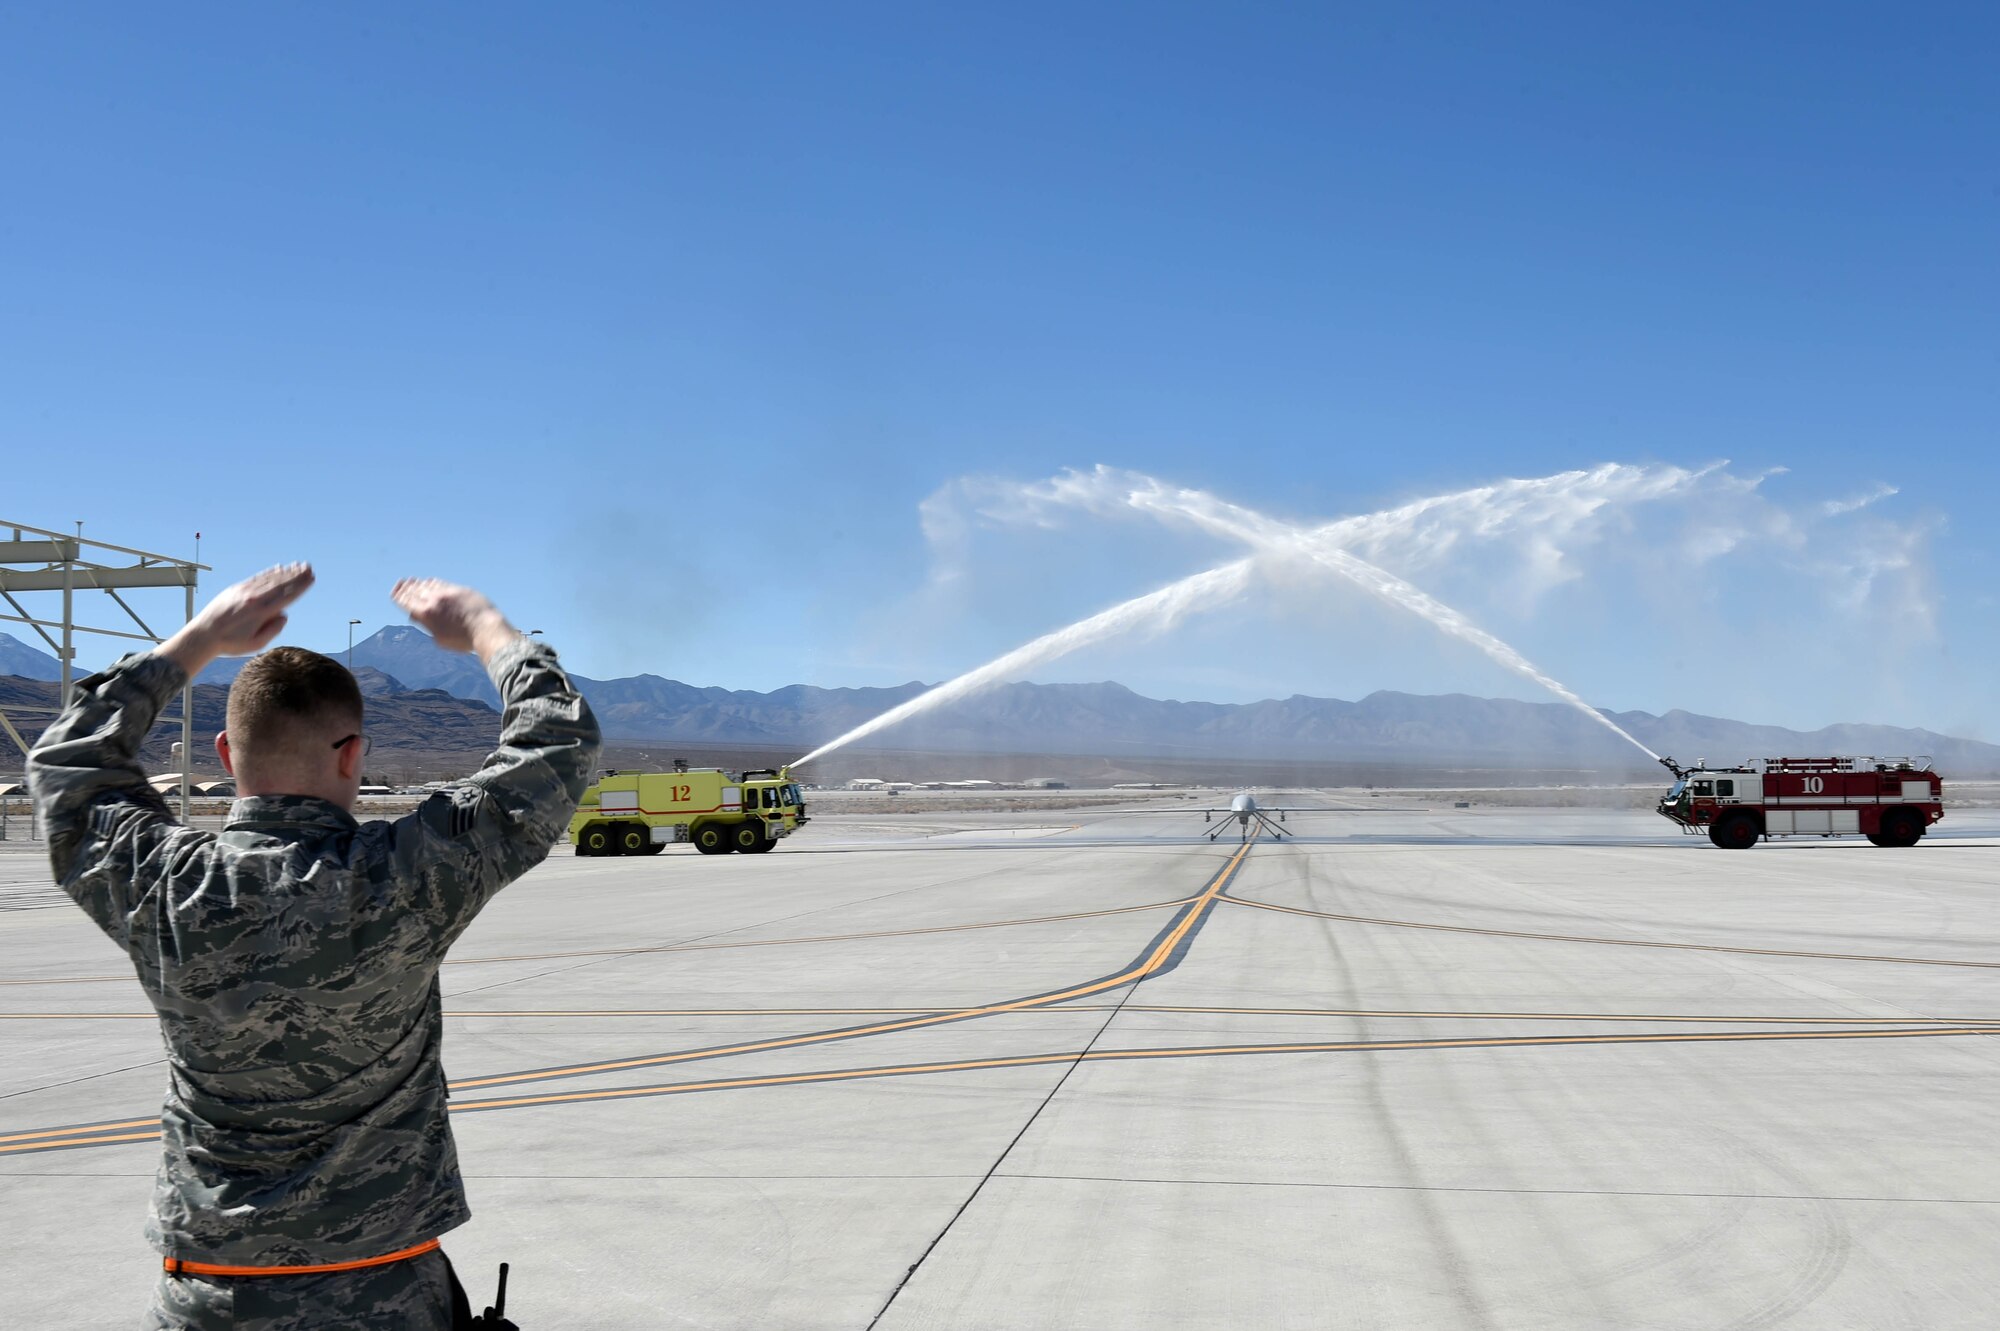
[1201,791,1299,842]
[1131,791,1311,841]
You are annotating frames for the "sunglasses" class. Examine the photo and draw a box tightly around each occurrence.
[332,733,374,756]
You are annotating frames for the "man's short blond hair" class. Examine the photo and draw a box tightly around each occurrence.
[226,648,364,757]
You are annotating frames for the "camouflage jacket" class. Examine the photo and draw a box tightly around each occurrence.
[27,637,600,1266]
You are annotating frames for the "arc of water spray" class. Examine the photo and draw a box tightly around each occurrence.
[1117,482,1661,760]
[791,560,1256,768]
[796,475,1664,767]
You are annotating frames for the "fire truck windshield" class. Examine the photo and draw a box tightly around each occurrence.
[1667,779,1687,799]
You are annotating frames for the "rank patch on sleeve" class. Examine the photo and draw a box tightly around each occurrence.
[88,799,124,839]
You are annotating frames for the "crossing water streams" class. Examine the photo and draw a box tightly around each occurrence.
[795,471,1663,769]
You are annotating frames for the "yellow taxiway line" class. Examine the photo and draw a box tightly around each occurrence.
[445,838,1255,1092]
[8,1022,1986,1154]
[0,842,1256,1151]
[17,834,1996,1157]
[7,1004,1998,1025]
[448,1025,1997,1115]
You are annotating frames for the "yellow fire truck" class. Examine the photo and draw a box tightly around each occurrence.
[569,766,809,856]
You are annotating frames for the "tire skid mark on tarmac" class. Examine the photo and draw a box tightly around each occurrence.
[1,840,1257,1153]
[437,894,1198,966]
[1221,893,2000,969]
[0,896,1201,985]
[8,1025,1986,1152]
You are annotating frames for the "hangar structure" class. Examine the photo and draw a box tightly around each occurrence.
[0,518,206,813]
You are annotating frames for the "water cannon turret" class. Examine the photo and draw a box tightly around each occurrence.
[1658,756,1688,780]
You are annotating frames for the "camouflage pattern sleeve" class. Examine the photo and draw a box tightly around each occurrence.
[382,635,600,945]
[25,652,211,946]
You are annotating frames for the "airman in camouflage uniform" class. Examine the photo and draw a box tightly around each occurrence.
[28,567,600,1329]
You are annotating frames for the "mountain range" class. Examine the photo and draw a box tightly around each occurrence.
[0,631,64,681]
[0,671,501,775]
[3,628,1998,775]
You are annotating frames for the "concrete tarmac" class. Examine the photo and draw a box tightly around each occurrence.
[4,800,2000,1328]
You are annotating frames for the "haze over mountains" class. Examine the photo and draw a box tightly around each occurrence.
[3,629,1997,775]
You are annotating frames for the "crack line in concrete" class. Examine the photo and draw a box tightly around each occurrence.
[864,836,1258,1329]
[994,1171,2000,1206]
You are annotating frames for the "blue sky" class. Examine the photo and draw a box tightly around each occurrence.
[2,4,1995,735]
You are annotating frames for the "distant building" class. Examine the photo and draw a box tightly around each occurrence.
[846,778,886,790]
[145,775,236,798]
[1023,778,1068,789]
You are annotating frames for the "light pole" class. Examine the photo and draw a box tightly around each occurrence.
[348,619,363,672]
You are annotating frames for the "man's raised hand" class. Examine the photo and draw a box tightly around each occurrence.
[160,563,315,674]
[391,578,518,661]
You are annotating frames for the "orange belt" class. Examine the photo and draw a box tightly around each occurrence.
[164,1237,440,1279]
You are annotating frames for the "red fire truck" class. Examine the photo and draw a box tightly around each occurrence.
[1657,756,1943,849]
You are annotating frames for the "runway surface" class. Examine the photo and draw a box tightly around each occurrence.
[5,798,2000,1328]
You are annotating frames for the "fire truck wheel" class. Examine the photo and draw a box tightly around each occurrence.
[692,823,731,854]
[1710,814,1760,850]
[578,825,611,857]
[740,830,776,854]
[1880,808,1924,848]
[731,822,766,853]
[617,824,648,855]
